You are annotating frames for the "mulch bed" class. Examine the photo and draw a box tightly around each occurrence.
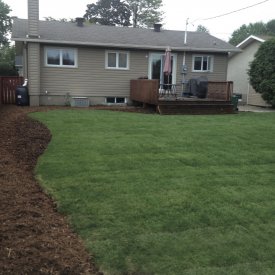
[0,104,154,274]
[0,105,105,274]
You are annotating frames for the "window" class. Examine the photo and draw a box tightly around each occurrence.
[106,51,129,69]
[106,97,127,104]
[45,48,77,67]
[192,55,213,72]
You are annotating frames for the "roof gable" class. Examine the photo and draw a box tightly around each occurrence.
[237,35,266,48]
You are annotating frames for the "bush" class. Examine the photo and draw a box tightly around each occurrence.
[248,38,275,107]
[0,45,18,76]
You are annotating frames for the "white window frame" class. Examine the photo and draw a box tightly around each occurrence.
[45,47,78,68]
[105,51,129,70]
[192,55,213,72]
[105,97,127,104]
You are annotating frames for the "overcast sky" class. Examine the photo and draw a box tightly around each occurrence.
[4,0,275,41]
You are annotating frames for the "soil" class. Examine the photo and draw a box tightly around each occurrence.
[0,105,105,275]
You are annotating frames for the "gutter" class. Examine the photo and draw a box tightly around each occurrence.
[12,37,241,53]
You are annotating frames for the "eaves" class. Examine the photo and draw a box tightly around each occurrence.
[13,37,241,53]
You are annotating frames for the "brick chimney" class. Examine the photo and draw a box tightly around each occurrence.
[28,0,39,38]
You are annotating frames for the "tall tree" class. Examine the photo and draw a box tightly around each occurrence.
[125,0,163,28]
[0,45,18,76]
[266,19,275,35]
[248,38,275,107]
[84,0,131,27]
[196,24,209,33]
[229,21,267,46]
[0,0,12,47]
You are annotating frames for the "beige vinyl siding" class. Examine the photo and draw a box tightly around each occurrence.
[184,52,228,81]
[40,46,148,97]
[28,43,40,95]
[227,41,262,104]
[248,85,270,107]
[170,52,228,95]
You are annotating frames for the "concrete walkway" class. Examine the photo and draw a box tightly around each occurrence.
[238,105,275,112]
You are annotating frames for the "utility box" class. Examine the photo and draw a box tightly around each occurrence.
[70,97,89,107]
[16,86,29,106]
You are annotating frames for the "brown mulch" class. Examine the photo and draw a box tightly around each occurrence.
[0,105,105,275]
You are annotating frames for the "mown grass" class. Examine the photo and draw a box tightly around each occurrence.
[31,110,275,275]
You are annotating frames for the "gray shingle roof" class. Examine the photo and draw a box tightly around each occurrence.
[12,18,240,53]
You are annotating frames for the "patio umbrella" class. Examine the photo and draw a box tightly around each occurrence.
[163,46,172,90]
[163,46,172,75]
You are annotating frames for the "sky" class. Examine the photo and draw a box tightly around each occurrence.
[4,0,275,41]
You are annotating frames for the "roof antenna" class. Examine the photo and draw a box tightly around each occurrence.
[184,18,189,44]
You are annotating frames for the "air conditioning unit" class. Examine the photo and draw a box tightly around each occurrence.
[70,97,89,107]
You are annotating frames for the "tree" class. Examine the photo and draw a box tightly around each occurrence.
[84,0,163,28]
[248,38,275,107]
[44,17,75,23]
[84,0,131,27]
[228,20,275,46]
[125,0,163,28]
[196,24,209,33]
[0,0,12,47]
[266,19,275,35]
[0,45,18,76]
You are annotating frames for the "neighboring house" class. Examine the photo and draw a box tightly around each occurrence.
[227,35,271,107]
[12,0,240,106]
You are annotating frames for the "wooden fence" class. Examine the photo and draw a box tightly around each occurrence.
[0,77,24,105]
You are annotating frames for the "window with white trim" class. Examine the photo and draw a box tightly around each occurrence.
[45,48,77,67]
[106,97,127,104]
[192,55,213,72]
[106,51,129,69]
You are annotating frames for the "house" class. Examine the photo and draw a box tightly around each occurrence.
[227,35,271,107]
[12,0,240,107]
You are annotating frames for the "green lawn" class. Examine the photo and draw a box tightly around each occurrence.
[31,110,275,275]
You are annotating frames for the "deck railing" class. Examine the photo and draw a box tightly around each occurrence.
[130,79,233,104]
[130,79,159,105]
[208,81,233,101]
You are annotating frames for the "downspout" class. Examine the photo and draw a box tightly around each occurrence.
[247,83,250,105]
[182,18,189,94]
[23,41,28,79]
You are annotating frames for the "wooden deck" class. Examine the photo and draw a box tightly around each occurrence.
[130,79,234,115]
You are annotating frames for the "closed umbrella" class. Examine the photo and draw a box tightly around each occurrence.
[163,46,172,76]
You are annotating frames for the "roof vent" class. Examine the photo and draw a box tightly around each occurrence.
[76,17,84,27]
[153,23,162,32]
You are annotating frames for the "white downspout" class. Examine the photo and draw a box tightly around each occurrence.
[247,83,250,105]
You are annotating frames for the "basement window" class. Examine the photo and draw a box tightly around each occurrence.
[45,47,77,67]
[106,97,127,104]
